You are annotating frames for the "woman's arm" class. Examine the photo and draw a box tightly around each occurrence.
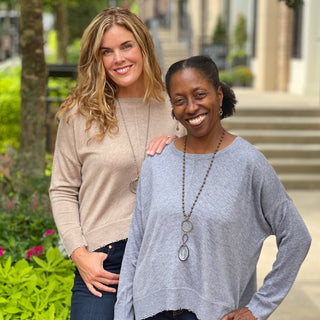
[50,116,119,297]
[245,163,311,319]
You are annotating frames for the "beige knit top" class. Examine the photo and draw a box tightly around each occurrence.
[49,96,179,256]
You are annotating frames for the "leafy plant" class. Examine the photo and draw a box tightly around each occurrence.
[279,0,304,9]
[0,66,21,153]
[212,16,227,45]
[231,65,253,86]
[228,13,247,66]
[220,65,253,87]
[68,38,81,64]
[0,147,60,264]
[0,247,74,319]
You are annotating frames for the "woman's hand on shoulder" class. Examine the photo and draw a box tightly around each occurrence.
[221,307,257,320]
[70,246,119,297]
[146,134,177,156]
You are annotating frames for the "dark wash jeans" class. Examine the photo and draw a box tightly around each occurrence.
[70,239,127,320]
[145,310,199,320]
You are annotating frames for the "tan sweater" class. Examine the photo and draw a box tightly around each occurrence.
[49,96,179,256]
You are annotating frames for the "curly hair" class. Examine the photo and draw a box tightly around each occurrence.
[165,55,237,119]
[57,8,165,141]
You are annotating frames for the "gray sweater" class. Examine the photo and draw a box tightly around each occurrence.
[114,136,311,320]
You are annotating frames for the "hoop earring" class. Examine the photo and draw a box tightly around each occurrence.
[219,107,223,117]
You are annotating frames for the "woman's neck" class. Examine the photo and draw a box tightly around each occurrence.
[117,84,145,98]
[175,127,233,154]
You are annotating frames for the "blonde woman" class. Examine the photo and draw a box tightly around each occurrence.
[49,8,180,320]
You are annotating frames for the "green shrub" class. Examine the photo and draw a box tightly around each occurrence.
[0,247,74,319]
[68,38,81,64]
[219,65,253,87]
[46,30,57,64]
[0,147,60,263]
[228,13,248,66]
[220,70,234,86]
[232,65,253,86]
[0,66,21,153]
[212,16,227,45]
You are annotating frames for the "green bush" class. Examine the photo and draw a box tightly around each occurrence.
[220,70,234,86]
[220,65,253,87]
[228,13,248,67]
[68,39,81,64]
[0,66,21,153]
[0,147,61,263]
[232,65,253,86]
[212,16,227,45]
[0,247,74,319]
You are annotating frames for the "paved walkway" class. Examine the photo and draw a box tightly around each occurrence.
[232,88,320,319]
[257,190,320,319]
[233,87,320,109]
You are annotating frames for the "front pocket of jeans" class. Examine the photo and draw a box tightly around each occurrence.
[103,245,115,267]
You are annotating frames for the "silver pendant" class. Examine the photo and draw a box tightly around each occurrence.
[129,178,139,194]
[178,244,189,261]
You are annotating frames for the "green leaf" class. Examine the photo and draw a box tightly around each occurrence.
[4,256,12,274]
[4,306,21,314]
[32,256,48,269]
[18,298,35,312]
[46,247,61,264]
[14,259,30,271]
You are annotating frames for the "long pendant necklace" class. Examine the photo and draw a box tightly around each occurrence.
[117,98,150,194]
[178,129,225,261]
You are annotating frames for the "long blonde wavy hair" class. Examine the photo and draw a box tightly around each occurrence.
[57,7,165,140]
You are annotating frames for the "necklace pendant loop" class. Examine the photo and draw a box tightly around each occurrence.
[178,244,189,261]
[182,233,189,244]
[181,218,193,233]
[129,178,139,194]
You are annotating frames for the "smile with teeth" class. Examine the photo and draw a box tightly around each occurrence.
[187,114,207,126]
[115,66,131,74]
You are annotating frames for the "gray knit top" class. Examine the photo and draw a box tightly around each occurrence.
[114,136,311,320]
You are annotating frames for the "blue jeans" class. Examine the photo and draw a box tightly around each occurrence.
[145,310,199,320]
[70,240,127,320]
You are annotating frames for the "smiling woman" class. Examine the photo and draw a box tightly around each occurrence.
[49,7,181,320]
[101,25,144,97]
[114,56,311,320]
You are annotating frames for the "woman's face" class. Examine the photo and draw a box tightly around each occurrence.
[169,68,223,139]
[101,24,144,97]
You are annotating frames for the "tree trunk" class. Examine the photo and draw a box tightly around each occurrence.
[19,0,47,179]
[53,0,68,63]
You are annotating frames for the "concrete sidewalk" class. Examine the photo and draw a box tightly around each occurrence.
[257,190,320,319]
[231,88,320,319]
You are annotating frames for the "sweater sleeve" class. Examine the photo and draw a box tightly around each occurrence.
[114,179,145,320]
[246,160,312,320]
[49,115,87,256]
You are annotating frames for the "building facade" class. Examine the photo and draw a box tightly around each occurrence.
[141,0,320,100]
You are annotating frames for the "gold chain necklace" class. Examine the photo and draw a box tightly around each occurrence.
[117,98,150,194]
[178,129,225,261]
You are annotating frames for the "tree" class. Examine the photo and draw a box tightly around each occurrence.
[19,0,47,179]
[278,0,304,10]
[228,13,247,67]
[212,16,227,45]
[53,0,68,63]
